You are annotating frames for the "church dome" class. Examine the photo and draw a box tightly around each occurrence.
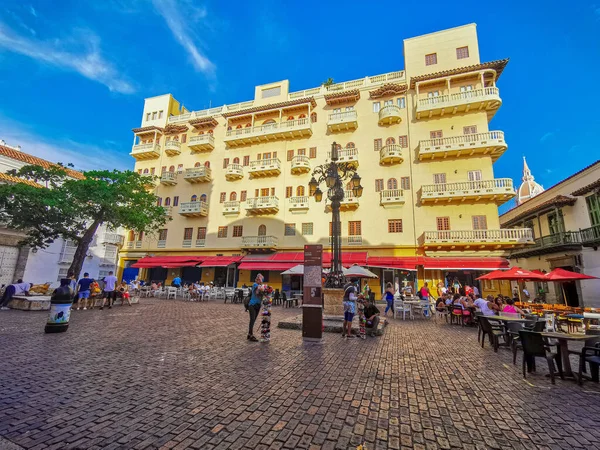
[517,157,544,205]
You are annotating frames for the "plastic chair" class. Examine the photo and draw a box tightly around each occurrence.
[519,330,563,384]
[166,287,177,299]
[479,317,506,352]
[578,341,600,385]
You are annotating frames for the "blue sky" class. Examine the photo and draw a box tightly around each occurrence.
[0,0,599,212]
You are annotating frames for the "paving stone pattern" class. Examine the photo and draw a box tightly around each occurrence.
[1,299,600,450]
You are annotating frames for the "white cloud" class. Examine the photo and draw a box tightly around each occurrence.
[151,0,215,75]
[0,115,131,172]
[29,5,37,17]
[0,21,134,94]
[540,131,556,143]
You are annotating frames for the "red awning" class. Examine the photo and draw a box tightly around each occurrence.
[241,253,305,263]
[197,256,243,267]
[131,256,204,268]
[322,252,368,267]
[238,262,297,271]
[366,257,421,271]
[422,257,509,271]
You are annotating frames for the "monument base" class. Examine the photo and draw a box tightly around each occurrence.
[323,288,344,315]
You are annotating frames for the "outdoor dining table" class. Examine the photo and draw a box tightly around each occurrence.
[486,316,530,323]
[541,332,592,379]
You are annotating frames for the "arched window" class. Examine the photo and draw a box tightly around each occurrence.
[296,186,305,196]
[310,112,317,123]
[236,124,243,129]
[204,161,210,168]
[227,126,232,131]
[263,119,276,125]
[173,136,179,141]
[194,162,201,167]
[208,129,214,134]
[169,165,175,172]
[191,194,197,202]
[165,197,171,206]
[233,157,240,164]
[128,230,135,241]
[199,131,205,135]
[138,231,144,240]
[299,114,306,119]
[157,197,162,206]
[143,168,149,174]
[258,224,267,236]
[346,142,355,148]
[200,194,207,203]
[386,137,396,145]
[230,192,237,201]
[245,123,252,128]
[335,143,342,151]
[387,178,398,190]
[287,116,294,121]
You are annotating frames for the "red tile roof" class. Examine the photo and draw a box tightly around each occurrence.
[324,89,360,105]
[409,58,509,88]
[0,145,84,180]
[502,195,577,227]
[369,83,408,99]
[0,172,43,188]
[221,98,317,118]
[131,125,164,134]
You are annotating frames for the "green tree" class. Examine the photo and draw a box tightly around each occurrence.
[322,78,335,87]
[0,165,168,278]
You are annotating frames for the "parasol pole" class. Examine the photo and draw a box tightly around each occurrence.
[561,282,567,306]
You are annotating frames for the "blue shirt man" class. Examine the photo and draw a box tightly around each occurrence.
[172,276,182,287]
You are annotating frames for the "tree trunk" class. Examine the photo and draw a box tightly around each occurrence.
[68,219,102,279]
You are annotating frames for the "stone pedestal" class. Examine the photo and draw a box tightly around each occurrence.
[9,295,51,311]
[323,288,344,316]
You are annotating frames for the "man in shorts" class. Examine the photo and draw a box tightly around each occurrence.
[75,273,94,310]
[342,278,359,339]
[100,271,118,310]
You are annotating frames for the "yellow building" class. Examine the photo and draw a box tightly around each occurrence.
[500,159,600,307]
[120,24,533,297]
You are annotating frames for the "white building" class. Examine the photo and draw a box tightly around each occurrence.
[0,141,124,286]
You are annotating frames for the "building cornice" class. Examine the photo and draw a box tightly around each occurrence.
[502,195,577,227]
[221,97,317,119]
[409,58,509,88]
[368,83,408,99]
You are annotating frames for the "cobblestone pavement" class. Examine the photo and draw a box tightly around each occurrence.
[1,299,600,450]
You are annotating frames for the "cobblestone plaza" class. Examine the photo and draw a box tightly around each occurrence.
[1,300,600,450]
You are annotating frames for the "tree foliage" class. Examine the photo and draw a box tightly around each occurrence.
[0,165,168,278]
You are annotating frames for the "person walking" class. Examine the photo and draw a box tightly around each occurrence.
[0,279,31,310]
[384,282,395,317]
[75,273,94,310]
[246,273,264,342]
[100,271,118,310]
[342,278,359,339]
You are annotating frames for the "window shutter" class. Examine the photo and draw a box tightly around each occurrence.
[309,147,317,158]
[374,139,382,151]
[287,150,294,161]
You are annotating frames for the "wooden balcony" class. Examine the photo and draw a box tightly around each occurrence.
[248,158,281,178]
[327,110,358,132]
[379,144,403,166]
[224,119,312,147]
[417,131,507,161]
[378,105,402,125]
[416,87,502,120]
[241,235,278,252]
[162,206,172,217]
[291,155,310,175]
[326,190,359,212]
[509,231,583,258]
[223,201,240,215]
[225,164,244,181]
[131,143,160,160]
[183,166,211,183]
[102,233,125,246]
[581,225,600,248]
[160,171,177,186]
[420,178,515,205]
[288,196,310,212]
[380,189,405,207]
[327,148,359,169]
[178,201,208,217]
[421,229,533,250]
[188,134,215,153]
[245,196,279,215]
[164,140,181,156]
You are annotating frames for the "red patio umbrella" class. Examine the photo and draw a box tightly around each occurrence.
[476,267,546,281]
[544,268,598,306]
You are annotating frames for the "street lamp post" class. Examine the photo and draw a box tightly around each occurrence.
[309,142,363,288]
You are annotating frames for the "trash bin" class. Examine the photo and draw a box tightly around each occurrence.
[45,278,73,333]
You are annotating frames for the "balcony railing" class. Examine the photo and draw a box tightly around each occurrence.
[248,158,281,178]
[245,196,279,215]
[327,148,359,168]
[225,118,312,146]
[423,229,534,248]
[327,110,358,132]
[164,140,181,156]
[289,196,310,212]
[162,206,173,217]
[327,190,359,211]
[378,105,402,125]
[581,225,600,247]
[380,189,405,207]
[182,239,192,248]
[195,239,206,248]
[184,166,211,183]
[135,240,142,249]
[291,155,310,174]
[188,134,215,152]
[241,235,278,250]
[416,87,501,119]
[131,143,160,160]
[223,201,240,215]
[509,231,584,258]
[126,242,134,249]
[157,240,166,248]
[379,144,403,165]
[179,201,209,217]
[347,236,363,246]
[225,163,244,181]
[99,258,116,267]
[102,233,125,246]
[421,178,515,205]
[418,131,507,161]
[160,171,177,186]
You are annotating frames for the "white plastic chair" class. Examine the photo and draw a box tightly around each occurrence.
[393,300,413,320]
[166,287,177,299]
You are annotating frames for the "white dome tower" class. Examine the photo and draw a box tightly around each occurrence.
[517,156,544,205]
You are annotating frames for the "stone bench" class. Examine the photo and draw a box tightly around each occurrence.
[8,295,51,311]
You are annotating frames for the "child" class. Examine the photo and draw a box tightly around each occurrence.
[86,280,102,309]
[118,282,132,306]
